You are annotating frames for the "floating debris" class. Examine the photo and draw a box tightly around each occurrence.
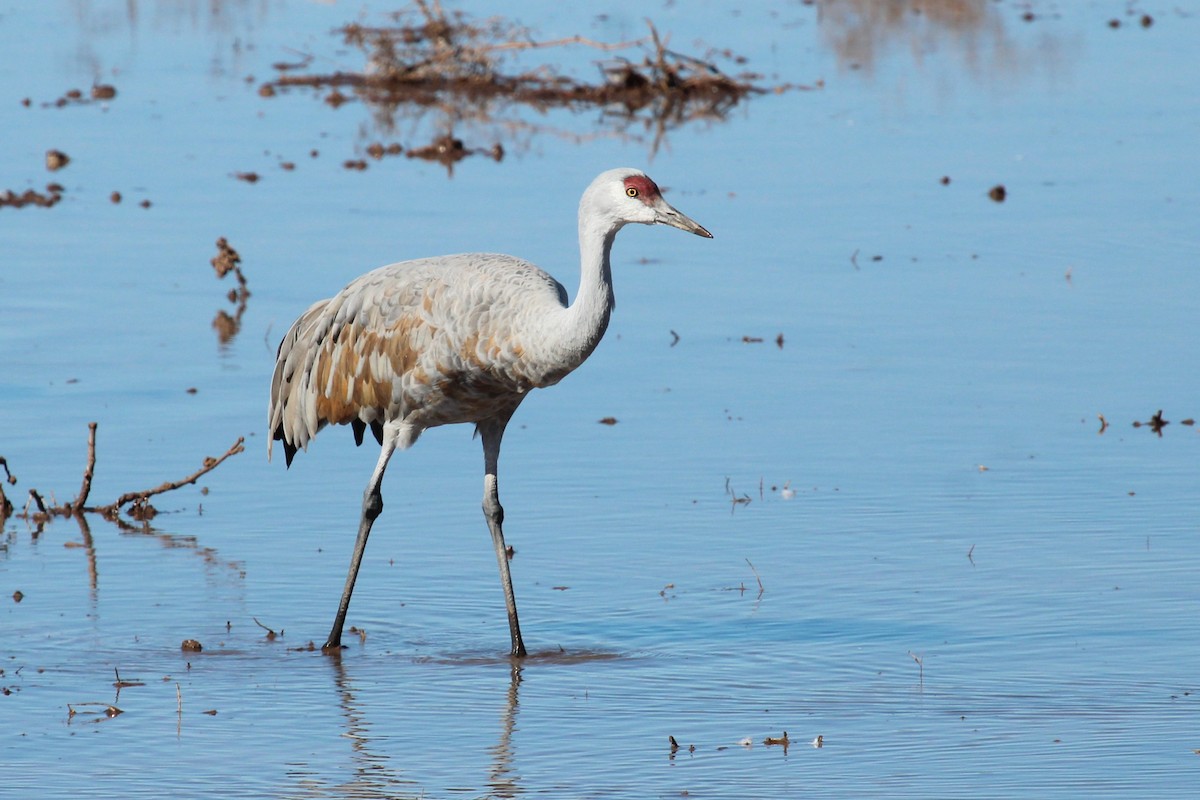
[41,85,117,107]
[366,141,403,159]
[1,185,64,209]
[1132,409,1169,437]
[763,731,790,751]
[253,617,280,641]
[725,478,751,512]
[181,639,203,652]
[66,703,124,721]
[261,2,793,168]
[988,184,1007,202]
[45,149,70,171]
[112,668,145,689]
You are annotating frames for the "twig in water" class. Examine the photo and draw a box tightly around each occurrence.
[745,558,765,598]
[908,651,924,688]
[725,478,751,513]
[253,617,279,640]
[6,423,245,525]
[101,436,245,519]
[73,422,98,512]
[112,667,144,689]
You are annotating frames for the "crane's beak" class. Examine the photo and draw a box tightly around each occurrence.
[654,198,713,239]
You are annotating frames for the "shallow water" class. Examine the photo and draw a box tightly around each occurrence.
[3,1,1199,797]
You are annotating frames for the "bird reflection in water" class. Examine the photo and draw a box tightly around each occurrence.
[317,654,525,799]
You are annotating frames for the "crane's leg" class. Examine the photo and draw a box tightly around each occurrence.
[324,424,402,651]
[478,417,527,658]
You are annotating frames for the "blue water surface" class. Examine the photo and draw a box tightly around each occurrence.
[2,1,1199,797]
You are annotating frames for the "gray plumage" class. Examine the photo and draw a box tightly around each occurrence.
[268,167,712,655]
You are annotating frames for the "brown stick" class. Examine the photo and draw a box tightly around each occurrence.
[100,437,245,513]
[0,457,10,519]
[73,422,98,513]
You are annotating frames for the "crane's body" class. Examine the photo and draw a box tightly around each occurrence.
[271,254,594,459]
[269,168,711,656]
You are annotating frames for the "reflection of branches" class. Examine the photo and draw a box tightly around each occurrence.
[3,431,244,598]
[263,3,786,170]
[6,422,244,526]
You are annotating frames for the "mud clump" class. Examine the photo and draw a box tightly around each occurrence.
[1,185,64,209]
[45,150,70,171]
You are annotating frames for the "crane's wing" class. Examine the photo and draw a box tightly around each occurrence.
[268,256,568,466]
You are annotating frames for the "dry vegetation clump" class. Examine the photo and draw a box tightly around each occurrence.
[0,184,64,209]
[0,423,243,531]
[262,1,790,165]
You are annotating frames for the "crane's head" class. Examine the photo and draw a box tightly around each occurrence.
[585,168,713,239]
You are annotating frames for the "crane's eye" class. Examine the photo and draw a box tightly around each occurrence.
[626,187,639,198]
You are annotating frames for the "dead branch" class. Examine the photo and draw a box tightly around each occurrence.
[259,2,783,168]
[4,423,244,525]
[101,436,245,517]
[73,422,98,512]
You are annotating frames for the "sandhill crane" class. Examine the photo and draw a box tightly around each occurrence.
[268,167,712,656]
